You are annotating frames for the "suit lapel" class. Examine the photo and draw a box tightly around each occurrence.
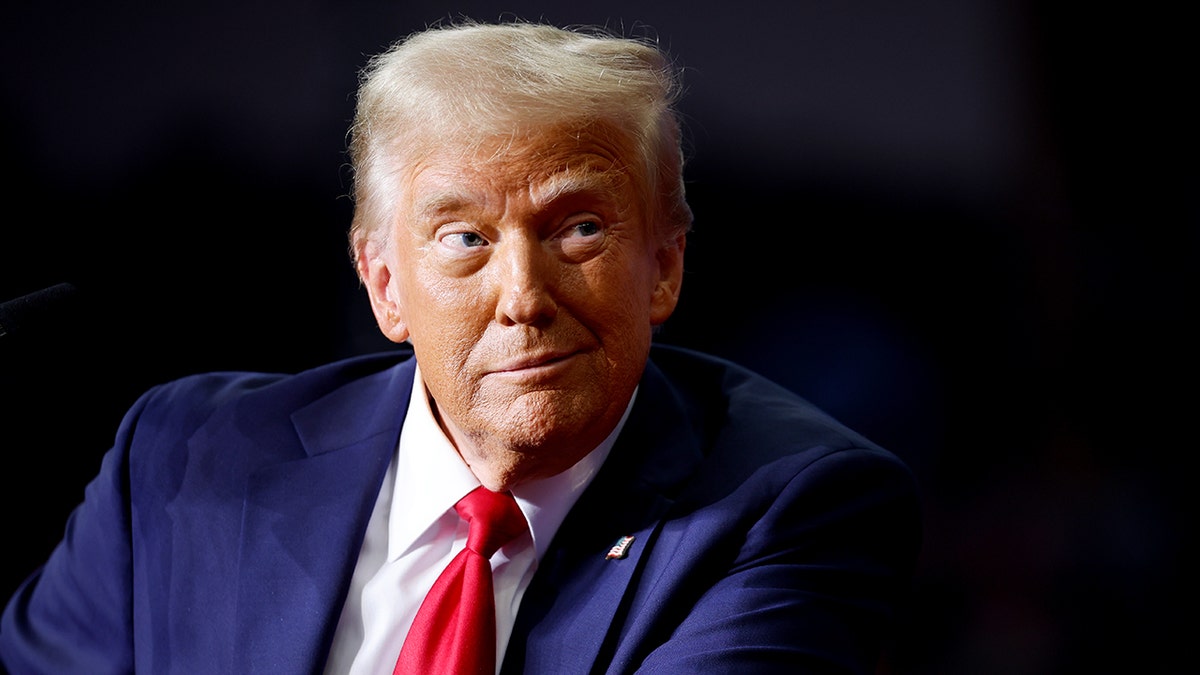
[232,357,416,673]
[222,352,700,672]
[504,358,705,673]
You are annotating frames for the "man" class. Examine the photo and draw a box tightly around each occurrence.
[0,20,920,674]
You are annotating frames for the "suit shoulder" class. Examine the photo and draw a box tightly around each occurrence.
[648,343,878,452]
[645,344,916,501]
[132,350,413,438]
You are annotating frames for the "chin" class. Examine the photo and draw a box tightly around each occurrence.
[482,391,609,455]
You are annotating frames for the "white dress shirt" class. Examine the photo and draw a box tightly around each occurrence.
[323,365,632,674]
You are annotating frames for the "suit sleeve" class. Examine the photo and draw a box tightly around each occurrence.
[634,447,921,675]
[0,388,154,674]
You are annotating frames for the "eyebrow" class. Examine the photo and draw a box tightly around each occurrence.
[409,164,630,218]
[530,165,627,208]
[412,189,476,218]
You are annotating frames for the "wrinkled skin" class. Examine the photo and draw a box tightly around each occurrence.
[357,125,685,491]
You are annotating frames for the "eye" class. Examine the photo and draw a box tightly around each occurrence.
[556,217,606,262]
[556,218,604,239]
[567,220,601,238]
[441,231,489,248]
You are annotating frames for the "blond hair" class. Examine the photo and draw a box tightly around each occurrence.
[347,20,692,262]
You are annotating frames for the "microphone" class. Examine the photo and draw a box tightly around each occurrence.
[0,282,80,340]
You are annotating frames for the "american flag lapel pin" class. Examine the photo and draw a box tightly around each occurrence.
[606,535,636,560]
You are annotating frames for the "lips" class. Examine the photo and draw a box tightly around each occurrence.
[493,349,578,373]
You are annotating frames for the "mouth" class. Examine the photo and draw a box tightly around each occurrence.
[493,350,579,374]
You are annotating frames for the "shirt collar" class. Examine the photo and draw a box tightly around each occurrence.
[510,389,631,560]
[387,364,634,563]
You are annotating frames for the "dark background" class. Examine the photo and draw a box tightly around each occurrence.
[2,2,1193,673]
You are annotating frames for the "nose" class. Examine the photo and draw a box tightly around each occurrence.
[494,234,558,326]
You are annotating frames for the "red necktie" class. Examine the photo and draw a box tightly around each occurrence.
[393,487,527,675]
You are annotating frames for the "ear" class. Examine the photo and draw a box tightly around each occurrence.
[649,233,686,326]
[356,238,411,343]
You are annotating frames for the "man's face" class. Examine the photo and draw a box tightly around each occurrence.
[360,124,684,485]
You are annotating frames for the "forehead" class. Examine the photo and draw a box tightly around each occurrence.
[403,122,645,209]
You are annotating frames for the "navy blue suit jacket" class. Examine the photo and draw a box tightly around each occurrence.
[0,344,920,674]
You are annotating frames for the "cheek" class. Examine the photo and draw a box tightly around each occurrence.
[575,261,656,340]
[406,257,489,322]
[419,278,501,373]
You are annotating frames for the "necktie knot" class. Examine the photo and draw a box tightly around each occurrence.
[456,486,526,558]
[394,486,527,675]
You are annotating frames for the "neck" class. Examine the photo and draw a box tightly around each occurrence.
[439,415,596,492]
[421,380,633,492]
